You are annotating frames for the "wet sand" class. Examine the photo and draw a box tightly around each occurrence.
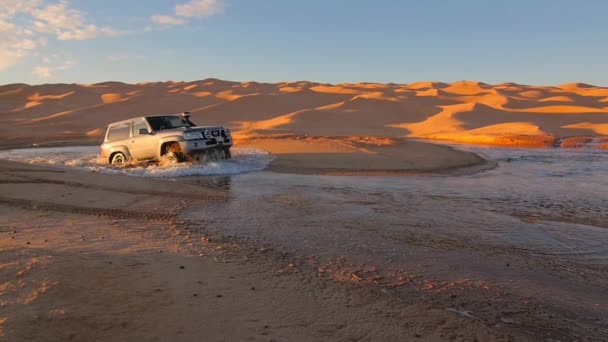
[1,155,607,341]
[237,135,487,175]
[0,160,519,342]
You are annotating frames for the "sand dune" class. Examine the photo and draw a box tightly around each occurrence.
[1,78,607,148]
[562,122,608,135]
[404,81,447,90]
[100,93,124,104]
[308,85,363,94]
[443,81,492,96]
[539,96,574,103]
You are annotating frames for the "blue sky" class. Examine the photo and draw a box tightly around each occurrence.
[1,0,607,85]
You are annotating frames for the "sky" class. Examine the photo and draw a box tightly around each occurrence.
[1,0,607,85]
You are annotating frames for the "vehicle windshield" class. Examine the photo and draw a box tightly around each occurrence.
[145,116,195,131]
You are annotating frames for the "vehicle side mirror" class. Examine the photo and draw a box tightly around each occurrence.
[138,128,149,135]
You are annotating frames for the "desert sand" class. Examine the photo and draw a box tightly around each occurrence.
[2,78,607,174]
[1,79,607,341]
[0,160,531,341]
[1,79,607,151]
[237,136,488,175]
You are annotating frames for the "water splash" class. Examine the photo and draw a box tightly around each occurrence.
[0,146,273,177]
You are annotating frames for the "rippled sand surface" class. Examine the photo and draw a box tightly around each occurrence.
[181,145,608,334]
[1,144,607,339]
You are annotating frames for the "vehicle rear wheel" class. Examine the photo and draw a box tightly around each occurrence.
[223,148,231,159]
[110,152,127,166]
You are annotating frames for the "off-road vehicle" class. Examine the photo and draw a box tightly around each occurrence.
[100,112,233,165]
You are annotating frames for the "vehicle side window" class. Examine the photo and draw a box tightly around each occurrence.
[107,123,131,141]
[133,120,149,135]
[146,117,163,131]
[146,116,194,131]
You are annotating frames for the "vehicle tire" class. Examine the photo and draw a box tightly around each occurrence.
[224,148,231,159]
[165,143,187,163]
[110,152,127,166]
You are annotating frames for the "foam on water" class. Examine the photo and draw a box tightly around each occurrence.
[0,146,273,177]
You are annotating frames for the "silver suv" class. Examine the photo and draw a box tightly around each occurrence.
[100,113,233,165]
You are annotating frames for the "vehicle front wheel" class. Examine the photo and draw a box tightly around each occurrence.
[164,143,187,163]
[110,152,127,166]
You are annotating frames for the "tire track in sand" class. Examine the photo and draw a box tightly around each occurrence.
[0,197,178,221]
[0,178,229,201]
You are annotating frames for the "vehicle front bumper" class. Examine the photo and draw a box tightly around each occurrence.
[178,138,233,155]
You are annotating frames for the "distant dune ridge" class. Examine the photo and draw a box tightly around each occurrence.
[1,78,607,149]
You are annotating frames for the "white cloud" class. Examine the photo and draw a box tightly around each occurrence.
[0,0,42,19]
[32,66,52,77]
[2,0,222,73]
[0,20,14,32]
[31,2,90,34]
[150,15,187,26]
[32,55,75,78]
[31,1,121,40]
[150,0,223,26]
[56,25,122,40]
[0,19,38,70]
[175,0,223,18]
[0,0,121,70]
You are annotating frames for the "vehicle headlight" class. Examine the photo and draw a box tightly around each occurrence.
[184,132,203,140]
[204,130,211,139]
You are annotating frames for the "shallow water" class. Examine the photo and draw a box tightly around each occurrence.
[0,146,273,177]
[2,144,606,264]
[2,143,607,320]
[177,144,608,324]
[185,145,608,261]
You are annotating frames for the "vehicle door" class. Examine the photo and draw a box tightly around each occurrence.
[106,122,132,153]
[129,118,156,160]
